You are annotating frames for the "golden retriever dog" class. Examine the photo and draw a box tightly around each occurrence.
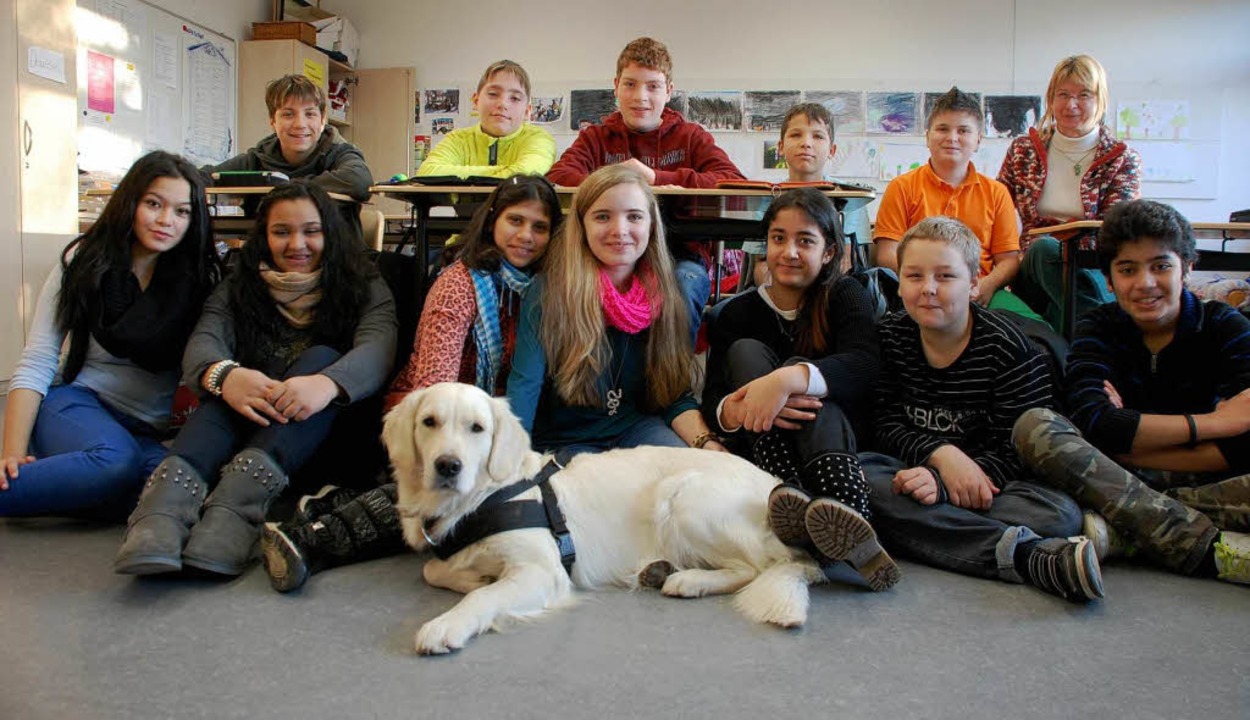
[383,383,826,655]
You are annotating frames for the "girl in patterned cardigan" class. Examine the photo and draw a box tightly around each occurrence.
[258,175,563,593]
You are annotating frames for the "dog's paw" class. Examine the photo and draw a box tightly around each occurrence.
[660,570,712,598]
[414,616,472,655]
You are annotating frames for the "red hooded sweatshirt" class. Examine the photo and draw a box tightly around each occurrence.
[547,107,744,188]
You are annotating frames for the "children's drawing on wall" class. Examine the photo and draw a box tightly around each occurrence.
[829,138,881,179]
[923,90,981,126]
[1134,142,1196,182]
[1117,100,1190,140]
[529,96,564,124]
[745,91,801,133]
[570,89,615,130]
[667,91,688,116]
[412,134,430,169]
[763,140,784,169]
[867,92,919,134]
[431,117,455,135]
[687,91,743,131]
[983,95,1041,138]
[805,90,865,134]
[878,143,929,181]
[413,92,420,125]
[424,89,460,115]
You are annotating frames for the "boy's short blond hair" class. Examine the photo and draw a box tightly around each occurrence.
[476,59,531,98]
[616,37,672,83]
[779,102,835,142]
[898,216,981,279]
[265,74,325,118]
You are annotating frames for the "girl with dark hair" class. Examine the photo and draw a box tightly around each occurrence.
[114,181,396,577]
[258,174,562,593]
[1,151,220,519]
[701,187,898,590]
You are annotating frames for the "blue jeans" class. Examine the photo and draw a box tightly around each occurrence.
[548,415,685,457]
[170,346,344,484]
[675,258,711,348]
[0,384,167,519]
[859,452,1081,582]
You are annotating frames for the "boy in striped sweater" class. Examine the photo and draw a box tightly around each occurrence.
[861,216,1105,602]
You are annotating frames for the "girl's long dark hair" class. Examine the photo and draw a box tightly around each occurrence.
[56,150,220,380]
[229,181,375,364]
[447,174,562,272]
[761,188,845,356]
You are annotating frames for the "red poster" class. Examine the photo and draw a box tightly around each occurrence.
[87,50,115,114]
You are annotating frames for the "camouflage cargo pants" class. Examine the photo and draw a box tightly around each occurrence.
[1013,408,1250,575]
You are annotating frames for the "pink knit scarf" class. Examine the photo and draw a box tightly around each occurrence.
[599,269,658,334]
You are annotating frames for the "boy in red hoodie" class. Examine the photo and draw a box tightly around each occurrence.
[548,38,745,343]
[547,37,744,188]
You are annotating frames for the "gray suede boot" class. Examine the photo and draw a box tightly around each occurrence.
[114,455,207,575]
[182,448,288,576]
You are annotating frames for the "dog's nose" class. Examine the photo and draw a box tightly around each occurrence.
[434,455,462,484]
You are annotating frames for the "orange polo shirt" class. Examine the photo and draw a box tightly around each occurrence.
[873,161,1020,278]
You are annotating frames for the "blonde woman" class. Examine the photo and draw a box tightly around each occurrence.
[998,54,1142,328]
[506,165,725,454]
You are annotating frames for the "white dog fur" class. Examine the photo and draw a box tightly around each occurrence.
[383,383,825,655]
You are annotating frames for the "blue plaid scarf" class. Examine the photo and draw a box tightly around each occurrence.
[470,260,533,392]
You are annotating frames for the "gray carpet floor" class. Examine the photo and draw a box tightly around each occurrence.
[1,517,1247,720]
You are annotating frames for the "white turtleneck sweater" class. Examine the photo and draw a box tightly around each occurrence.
[1038,126,1100,221]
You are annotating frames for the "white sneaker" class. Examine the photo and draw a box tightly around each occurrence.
[1214,531,1250,585]
[1082,511,1133,562]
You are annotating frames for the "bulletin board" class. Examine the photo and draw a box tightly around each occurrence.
[75,0,237,178]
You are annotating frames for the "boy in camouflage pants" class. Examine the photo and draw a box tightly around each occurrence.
[1014,199,1250,584]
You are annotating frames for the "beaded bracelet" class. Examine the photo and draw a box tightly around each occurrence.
[691,431,722,450]
[205,360,241,397]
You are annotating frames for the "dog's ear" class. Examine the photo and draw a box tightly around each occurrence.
[382,389,424,494]
[487,396,532,483]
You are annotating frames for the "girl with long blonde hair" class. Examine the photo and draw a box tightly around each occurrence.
[507,165,724,453]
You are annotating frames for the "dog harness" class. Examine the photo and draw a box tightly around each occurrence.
[422,456,576,574]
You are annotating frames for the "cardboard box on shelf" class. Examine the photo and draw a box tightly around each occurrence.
[252,21,317,46]
[311,15,359,68]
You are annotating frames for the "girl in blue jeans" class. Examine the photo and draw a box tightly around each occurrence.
[0,151,220,520]
[113,181,396,577]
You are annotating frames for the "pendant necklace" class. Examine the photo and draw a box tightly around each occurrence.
[1052,145,1097,177]
[606,343,629,416]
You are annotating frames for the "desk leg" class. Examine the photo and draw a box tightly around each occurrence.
[416,203,430,298]
[1061,234,1078,340]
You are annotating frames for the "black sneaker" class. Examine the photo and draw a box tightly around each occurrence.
[260,521,311,593]
[294,485,356,524]
[1025,537,1105,602]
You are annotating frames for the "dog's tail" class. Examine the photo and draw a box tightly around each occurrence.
[733,560,824,629]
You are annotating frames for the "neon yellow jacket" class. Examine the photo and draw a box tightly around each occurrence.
[417,122,556,178]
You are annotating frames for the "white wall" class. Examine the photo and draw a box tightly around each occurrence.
[320,0,1250,220]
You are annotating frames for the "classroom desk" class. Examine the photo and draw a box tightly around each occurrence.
[1028,220,1250,339]
[371,183,876,296]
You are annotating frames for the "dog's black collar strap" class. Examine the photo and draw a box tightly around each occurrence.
[425,457,576,574]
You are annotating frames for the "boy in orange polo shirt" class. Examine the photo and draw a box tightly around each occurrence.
[873,88,1028,315]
